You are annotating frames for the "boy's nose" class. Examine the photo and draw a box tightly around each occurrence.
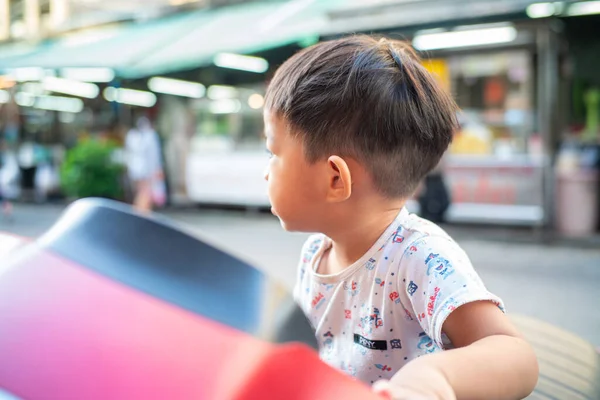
[263,166,269,181]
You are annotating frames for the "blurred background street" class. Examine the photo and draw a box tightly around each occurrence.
[2,203,599,347]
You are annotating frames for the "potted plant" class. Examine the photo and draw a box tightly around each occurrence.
[60,138,125,201]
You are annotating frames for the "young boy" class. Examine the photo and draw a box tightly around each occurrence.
[263,36,538,399]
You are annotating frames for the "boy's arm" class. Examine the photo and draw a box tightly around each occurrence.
[376,301,539,399]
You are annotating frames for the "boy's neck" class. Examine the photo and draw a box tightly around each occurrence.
[321,199,405,273]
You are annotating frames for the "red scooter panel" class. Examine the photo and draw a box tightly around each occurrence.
[0,247,381,400]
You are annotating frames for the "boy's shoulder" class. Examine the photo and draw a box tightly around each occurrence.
[396,214,472,273]
[396,211,455,245]
[299,211,458,252]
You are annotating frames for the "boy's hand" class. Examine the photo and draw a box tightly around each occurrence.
[372,363,455,400]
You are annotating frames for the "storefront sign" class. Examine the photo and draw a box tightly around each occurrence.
[444,158,544,207]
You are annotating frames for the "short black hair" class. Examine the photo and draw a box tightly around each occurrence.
[265,35,458,198]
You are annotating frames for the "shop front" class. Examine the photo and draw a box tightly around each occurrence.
[182,20,562,227]
[181,83,271,207]
[422,40,549,225]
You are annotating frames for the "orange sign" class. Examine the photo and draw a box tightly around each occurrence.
[422,59,450,93]
[0,75,15,89]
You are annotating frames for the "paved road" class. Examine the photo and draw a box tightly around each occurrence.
[2,203,599,346]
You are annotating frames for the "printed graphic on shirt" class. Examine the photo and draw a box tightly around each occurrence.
[445,296,459,312]
[359,306,383,335]
[344,280,361,296]
[425,253,455,280]
[390,339,402,349]
[392,229,405,244]
[354,334,388,350]
[366,257,377,270]
[407,280,418,296]
[406,238,427,257]
[312,292,326,309]
[302,237,323,264]
[375,364,392,372]
[427,287,441,317]
[323,331,335,351]
[389,290,414,322]
[417,332,436,354]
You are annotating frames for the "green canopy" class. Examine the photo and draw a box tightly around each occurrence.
[0,11,207,73]
[0,41,42,64]
[124,0,335,78]
[0,0,342,79]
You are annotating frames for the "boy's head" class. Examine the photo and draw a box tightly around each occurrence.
[264,35,458,232]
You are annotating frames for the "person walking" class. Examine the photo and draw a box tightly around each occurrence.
[125,117,165,213]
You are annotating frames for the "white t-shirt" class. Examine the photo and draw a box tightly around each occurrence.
[294,208,504,385]
[125,128,162,181]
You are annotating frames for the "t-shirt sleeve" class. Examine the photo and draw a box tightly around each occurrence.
[398,234,504,349]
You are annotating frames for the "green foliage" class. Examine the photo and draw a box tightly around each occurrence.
[60,139,124,200]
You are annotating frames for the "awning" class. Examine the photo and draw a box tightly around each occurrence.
[0,11,208,74]
[0,0,340,79]
[123,0,336,78]
[323,0,538,35]
[0,41,42,64]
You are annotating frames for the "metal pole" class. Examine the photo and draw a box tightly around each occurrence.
[25,0,40,39]
[536,22,561,237]
[0,0,9,41]
[50,0,70,33]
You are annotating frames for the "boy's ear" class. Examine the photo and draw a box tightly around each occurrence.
[326,155,352,202]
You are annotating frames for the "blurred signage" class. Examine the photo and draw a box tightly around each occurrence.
[422,58,450,93]
[328,0,535,34]
[443,158,544,206]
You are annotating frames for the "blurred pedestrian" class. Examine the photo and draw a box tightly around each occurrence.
[125,117,165,213]
[0,110,20,220]
[17,135,43,201]
[416,155,451,223]
[0,143,14,221]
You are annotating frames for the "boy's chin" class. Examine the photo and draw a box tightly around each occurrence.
[276,216,295,232]
[271,210,298,232]
[271,206,312,232]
